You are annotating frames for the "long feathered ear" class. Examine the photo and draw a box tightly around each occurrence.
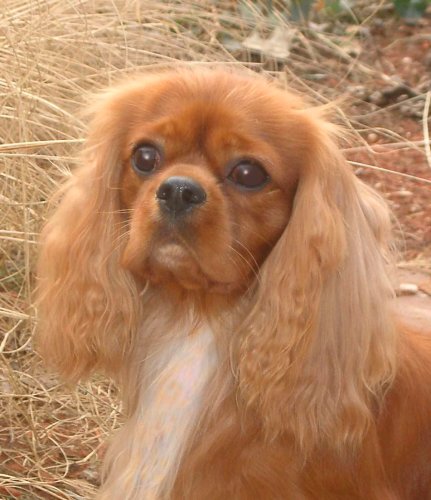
[239,116,397,454]
[35,94,141,382]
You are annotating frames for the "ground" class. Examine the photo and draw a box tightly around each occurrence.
[348,16,431,262]
[347,13,431,317]
[346,12,431,340]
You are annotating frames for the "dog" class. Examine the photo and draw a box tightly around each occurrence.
[36,68,431,499]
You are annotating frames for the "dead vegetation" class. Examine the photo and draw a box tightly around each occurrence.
[0,1,430,498]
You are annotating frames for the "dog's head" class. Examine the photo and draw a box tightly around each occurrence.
[116,71,315,293]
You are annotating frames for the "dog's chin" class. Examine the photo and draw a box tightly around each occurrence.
[136,242,239,294]
[148,243,205,290]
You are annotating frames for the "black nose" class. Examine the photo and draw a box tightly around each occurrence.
[156,176,206,216]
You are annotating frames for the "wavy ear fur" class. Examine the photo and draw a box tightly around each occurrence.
[36,95,141,382]
[239,118,397,454]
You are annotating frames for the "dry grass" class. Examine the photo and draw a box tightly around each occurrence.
[0,1,429,498]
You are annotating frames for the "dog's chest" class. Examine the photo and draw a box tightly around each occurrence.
[134,327,217,498]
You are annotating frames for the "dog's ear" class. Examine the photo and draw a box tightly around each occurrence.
[239,116,397,453]
[36,90,142,382]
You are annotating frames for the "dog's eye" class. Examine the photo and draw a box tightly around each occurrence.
[228,160,269,190]
[131,144,161,175]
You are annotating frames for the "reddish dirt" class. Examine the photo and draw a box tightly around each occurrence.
[352,143,431,261]
[342,13,431,331]
[346,16,431,262]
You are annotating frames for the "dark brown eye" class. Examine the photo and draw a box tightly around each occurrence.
[227,160,269,190]
[131,144,161,175]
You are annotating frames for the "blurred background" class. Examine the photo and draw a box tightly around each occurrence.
[0,1,430,497]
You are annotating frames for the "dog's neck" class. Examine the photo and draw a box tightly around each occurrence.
[102,319,220,500]
[99,287,248,499]
[136,325,218,498]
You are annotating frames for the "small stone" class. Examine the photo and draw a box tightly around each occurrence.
[348,85,368,100]
[369,91,384,105]
[367,132,378,144]
[393,190,413,198]
[397,283,419,296]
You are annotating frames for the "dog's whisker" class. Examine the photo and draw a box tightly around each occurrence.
[227,243,261,285]
[230,238,260,274]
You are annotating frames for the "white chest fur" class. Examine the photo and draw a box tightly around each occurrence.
[100,326,217,500]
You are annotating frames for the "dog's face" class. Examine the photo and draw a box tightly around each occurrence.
[117,71,317,293]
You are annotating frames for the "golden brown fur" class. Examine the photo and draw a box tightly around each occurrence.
[36,68,431,499]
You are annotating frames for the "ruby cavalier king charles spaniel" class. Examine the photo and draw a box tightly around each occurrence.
[36,68,431,499]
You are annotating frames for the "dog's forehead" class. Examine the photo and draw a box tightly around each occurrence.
[129,74,283,135]
[153,99,256,146]
[124,83,272,158]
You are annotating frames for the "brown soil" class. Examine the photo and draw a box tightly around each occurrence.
[347,13,431,358]
[346,16,431,262]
